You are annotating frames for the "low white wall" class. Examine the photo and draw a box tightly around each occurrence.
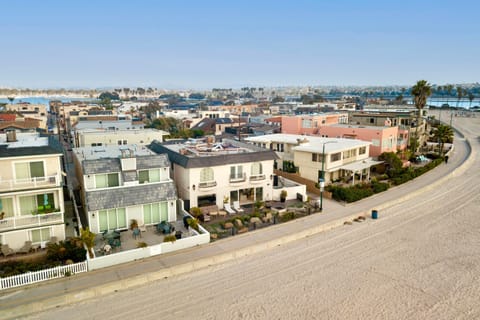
[272,184,307,202]
[87,209,210,271]
[88,248,149,270]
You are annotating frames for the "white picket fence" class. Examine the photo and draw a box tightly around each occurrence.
[0,261,88,290]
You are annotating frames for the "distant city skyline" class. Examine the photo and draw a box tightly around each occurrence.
[1,0,479,89]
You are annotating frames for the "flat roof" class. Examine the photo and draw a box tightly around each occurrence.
[246,134,370,153]
[73,144,156,161]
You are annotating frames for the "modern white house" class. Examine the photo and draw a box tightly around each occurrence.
[71,144,177,234]
[74,128,169,148]
[149,137,280,210]
[0,132,65,250]
[246,134,382,185]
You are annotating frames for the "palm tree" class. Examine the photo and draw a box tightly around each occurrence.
[411,80,432,153]
[468,92,475,109]
[445,84,453,107]
[456,86,464,108]
[431,124,454,156]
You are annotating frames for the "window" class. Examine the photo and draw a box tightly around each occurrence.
[200,168,214,182]
[330,152,341,162]
[343,149,356,159]
[0,197,14,218]
[117,140,128,145]
[19,193,55,215]
[251,162,263,175]
[143,202,168,224]
[230,165,243,179]
[139,169,161,184]
[14,161,45,182]
[31,227,51,244]
[302,119,312,128]
[312,153,324,163]
[98,208,126,231]
[370,118,375,124]
[95,173,119,188]
[91,143,103,147]
[359,146,366,155]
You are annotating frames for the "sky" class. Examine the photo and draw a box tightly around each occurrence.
[1,0,479,89]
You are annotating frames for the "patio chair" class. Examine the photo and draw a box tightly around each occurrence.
[1,244,15,257]
[233,201,244,213]
[18,241,32,254]
[138,220,147,232]
[224,203,236,215]
[48,236,58,245]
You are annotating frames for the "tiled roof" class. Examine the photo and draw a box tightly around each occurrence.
[85,181,177,211]
[82,154,170,174]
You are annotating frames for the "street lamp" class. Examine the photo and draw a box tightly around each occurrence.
[319,141,336,212]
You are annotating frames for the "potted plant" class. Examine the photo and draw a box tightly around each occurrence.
[280,189,287,202]
[130,219,138,230]
[80,227,96,259]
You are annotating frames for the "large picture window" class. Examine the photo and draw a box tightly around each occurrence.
[0,197,14,218]
[143,202,168,224]
[19,193,55,215]
[15,161,45,182]
[95,173,119,188]
[139,169,161,184]
[98,208,126,231]
[31,227,51,243]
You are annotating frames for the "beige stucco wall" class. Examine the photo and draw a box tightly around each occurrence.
[177,160,275,208]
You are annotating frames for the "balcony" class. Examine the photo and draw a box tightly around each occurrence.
[0,174,61,192]
[249,174,266,183]
[229,173,246,183]
[198,181,217,189]
[0,212,64,232]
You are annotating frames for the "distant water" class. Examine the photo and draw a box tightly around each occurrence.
[427,98,479,109]
[0,97,93,106]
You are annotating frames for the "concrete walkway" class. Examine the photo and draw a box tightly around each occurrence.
[0,130,472,319]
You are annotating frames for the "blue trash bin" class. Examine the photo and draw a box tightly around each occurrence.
[371,210,378,219]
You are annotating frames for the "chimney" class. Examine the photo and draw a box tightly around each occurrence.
[6,130,17,142]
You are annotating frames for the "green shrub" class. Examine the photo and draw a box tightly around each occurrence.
[47,240,87,263]
[163,235,176,243]
[279,211,295,222]
[371,181,390,193]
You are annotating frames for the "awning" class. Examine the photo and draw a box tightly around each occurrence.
[331,158,384,172]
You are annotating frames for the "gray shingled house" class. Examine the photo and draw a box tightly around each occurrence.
[72,145,177,234]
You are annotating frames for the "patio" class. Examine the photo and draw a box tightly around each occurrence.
[93,214,191,257]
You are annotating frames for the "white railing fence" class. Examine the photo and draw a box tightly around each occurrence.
[0,261,87,290]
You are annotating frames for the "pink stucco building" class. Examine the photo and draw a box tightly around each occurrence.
[319,125,407,157]
[281,113,349,135]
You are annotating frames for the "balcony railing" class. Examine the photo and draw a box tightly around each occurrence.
[0,212,64,232]
[0,174,61,192]
[198,181,217,189]
[229,173,246,183]
[249,174,266,182]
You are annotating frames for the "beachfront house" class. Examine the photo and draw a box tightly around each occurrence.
[0,132,65,251]
[246,134,381,185]
[71,144,177,234]
[149,137,279,210]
